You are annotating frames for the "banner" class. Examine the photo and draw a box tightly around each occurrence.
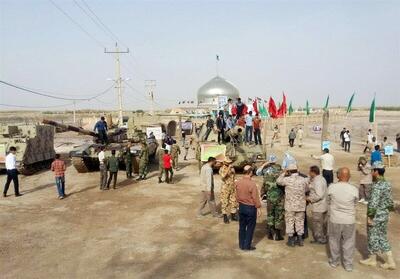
[200,144,226,162]
[146,126,162,140]
[181,121,193,130]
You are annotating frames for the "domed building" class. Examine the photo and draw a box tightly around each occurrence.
[197,76,240,108]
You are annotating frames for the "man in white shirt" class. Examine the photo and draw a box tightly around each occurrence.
[198,157,219,217]
[3,146,21,197]
[312,148,335,185]
[327,167,359,272]
[245,111,254,143]
[98,146,108,190]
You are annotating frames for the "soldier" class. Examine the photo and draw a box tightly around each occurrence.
[137,142,149,181]
[195,141,202,173]
[123,143,133,178]
[360,161,396,270]
[157,143,166,183]
[277,163,308,247]
[183,138,192,161]
[106,150,119,189]
[256,155,284,241]
[219,158,238,224]
[171,140,181,170]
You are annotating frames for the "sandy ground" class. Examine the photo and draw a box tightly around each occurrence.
[1,115,400,279]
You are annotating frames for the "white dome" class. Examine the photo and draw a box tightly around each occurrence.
[197,76,240,107]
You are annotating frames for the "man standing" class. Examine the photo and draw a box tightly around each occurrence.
[271,125,279,148]
[163,149,174,184]
[370,145,382,165]
[216,113,226,144]
[358,156,372,204]
[236,165,261,250]
[256,155,284,241]
[183,138,192,161]
[3,146,21,197]
[195,141,202,173]
[226,115,235,131]
[360,162,396,270]
[297,127,304,147]
[288,129,296,147]
[364,129,374,153]
[344,130,351,152]
[203,115,214,141]
[51,154,67,199]
[157,144,166,183]
[170,140,181,170]
[124,143,133,178]
[253,114,262,145]
[98,146,107,190]
[137,142,149,181]
[94,116,108,144]
[340,128,346,148]
[107,150,119,189]
[219,158,238,224]
[235,98,246,120]
[198,157,219,217]
[306,166,328,244]
[277,164,308,247]
[312,148,335,185]
[327,167,358,272]
[245,111,254,143]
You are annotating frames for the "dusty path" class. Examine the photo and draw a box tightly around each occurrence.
[1,138,399,279]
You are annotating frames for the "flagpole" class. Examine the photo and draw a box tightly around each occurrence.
[216,54,219,76]
[373,93,378,141]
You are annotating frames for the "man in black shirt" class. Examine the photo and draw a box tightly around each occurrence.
[216,112,226,144]
[203,115,214,141]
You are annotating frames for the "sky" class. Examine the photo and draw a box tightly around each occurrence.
[1,0,400,111]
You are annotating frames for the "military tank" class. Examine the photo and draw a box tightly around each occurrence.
[196,123,264,169]
[0,124,56,175]
[42,119,158,173]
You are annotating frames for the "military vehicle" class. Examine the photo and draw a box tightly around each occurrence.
[0,124,55,175]
[42,119,158,173]
[197,124,264,169]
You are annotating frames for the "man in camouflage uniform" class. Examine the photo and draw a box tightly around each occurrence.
[157,144,166,183]
[277,163,308,247]
[123,143,133,178]
[360,161,396,270]
[256,155,284,241]
[195,142,202,173]
[219,158,238,224]
[171,140,181,170]
[137,142,149,181]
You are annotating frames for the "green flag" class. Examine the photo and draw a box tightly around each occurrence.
[369,96,376,123]
[346,93,355,113]
[306,100,310,115]
[323,95,330,111]
[288,102,294,115]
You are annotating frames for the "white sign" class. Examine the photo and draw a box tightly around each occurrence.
[384,145,394,156]
[322,141,331,150]
[146,126,162,140]
[218,96,228,110]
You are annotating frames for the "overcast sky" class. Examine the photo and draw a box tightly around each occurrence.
[1,0,399,110]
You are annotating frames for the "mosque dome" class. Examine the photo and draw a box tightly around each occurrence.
[197,76,240,108]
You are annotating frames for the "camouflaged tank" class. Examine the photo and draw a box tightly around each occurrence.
[0,124,56,175]
[197,123,264,169]
[43,118,157,173]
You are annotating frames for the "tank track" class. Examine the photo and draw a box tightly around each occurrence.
[71,157,89,173]
[18,159,53,176]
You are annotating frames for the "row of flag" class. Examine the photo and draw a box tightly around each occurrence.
[237,93,376,123]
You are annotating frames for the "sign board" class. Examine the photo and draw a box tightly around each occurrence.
[0,144,6,163]
[322,141,331,151]
[384,145,394,156]
[218,96,228,110]
[181,121,193,131]
[200,144,226,162]
[146,126,162,140]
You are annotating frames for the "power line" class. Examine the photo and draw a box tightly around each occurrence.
[49,0,105,48]
[0,102,74,109]
[0,79,115,101]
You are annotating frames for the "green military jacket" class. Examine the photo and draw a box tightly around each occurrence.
[124,147,132,163]
[261,164,283,204]
[367,177,394,222]
[107,156,119,172]
[140,146,149,163]
[171,144,181,157]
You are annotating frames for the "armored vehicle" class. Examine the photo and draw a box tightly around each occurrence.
[43,119,157,173]
[0,124,55,175]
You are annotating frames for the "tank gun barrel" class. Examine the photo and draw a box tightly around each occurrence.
[42,119,98,137]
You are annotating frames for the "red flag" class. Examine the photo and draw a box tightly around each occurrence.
[268,97,278,118]
[277,92,287,117]
[242,104,248,115]
[253,98,259,115]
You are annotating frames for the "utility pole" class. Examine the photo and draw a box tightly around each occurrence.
[145,80,156,116]
[105,43,129,126]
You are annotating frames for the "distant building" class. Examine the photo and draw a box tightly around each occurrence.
[197,75,240,109]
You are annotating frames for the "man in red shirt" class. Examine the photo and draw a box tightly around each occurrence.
[253,114,262,145]
[51,154,66,199]
[236,165,262,250]
[163,150,173,184]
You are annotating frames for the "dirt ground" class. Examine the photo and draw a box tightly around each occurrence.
[1,115,400,279]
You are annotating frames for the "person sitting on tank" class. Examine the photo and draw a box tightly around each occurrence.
[94,116,108,144]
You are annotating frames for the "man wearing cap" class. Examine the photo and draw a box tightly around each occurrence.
[312,148,335,185]
[360,161,396,270]
[170,140,181,170]
[236,165,262,250]
[256,155,284,241]
[219,157,238,224]
[277,163,308,247]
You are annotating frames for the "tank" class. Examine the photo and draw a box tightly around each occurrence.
[0,124,56,175]
[196,123,264,169]
[42,119,158,173]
